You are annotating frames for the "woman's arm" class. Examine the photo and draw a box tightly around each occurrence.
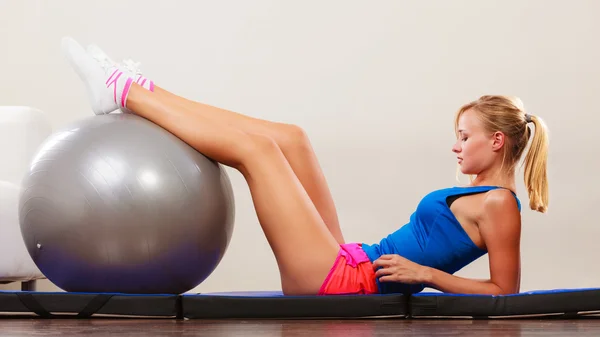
[422,268,513,295]
[423,189,522,295]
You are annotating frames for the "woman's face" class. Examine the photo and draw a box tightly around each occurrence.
[452,109,502,175]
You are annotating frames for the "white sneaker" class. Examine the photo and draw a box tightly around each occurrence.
[61,36,131,115]
[86,44,144,114]
[87,44,143,79]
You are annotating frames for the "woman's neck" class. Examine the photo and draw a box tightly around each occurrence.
[470,170,516,193]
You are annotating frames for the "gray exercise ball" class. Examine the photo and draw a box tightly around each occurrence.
[18,113,235,294]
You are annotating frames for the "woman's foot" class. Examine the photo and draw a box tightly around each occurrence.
[61,36,133,115]
[85,44,154,113]
[86,44,154,92]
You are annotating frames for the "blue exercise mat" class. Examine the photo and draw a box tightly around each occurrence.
[0,290,179,318]
[181,291,407,319]
[182,288,600,319]
[409,288,600,318]
[3,288,599,319]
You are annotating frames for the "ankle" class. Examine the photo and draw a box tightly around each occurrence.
[123,82,146,111]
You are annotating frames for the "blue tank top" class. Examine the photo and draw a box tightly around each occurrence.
[361,185,521,294]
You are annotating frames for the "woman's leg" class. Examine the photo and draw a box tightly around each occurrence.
[62,36,343,294]
[126,83,340,295]
[151,86,345,244]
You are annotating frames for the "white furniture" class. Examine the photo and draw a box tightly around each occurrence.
[0,106,52,290]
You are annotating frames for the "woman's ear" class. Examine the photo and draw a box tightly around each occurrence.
[491,131,505,152]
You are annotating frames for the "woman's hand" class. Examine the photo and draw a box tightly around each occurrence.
[373,254,430,284]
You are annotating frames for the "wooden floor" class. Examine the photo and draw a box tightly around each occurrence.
[2,318,600,336]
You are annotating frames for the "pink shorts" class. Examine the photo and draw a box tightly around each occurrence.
[318,243,379,295]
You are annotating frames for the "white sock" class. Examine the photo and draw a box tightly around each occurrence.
[132,73,155,92]
[105,67,134,109]
[61,37,133,115]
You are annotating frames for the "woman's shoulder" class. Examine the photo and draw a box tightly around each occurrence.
[455,184,522,211]
[477,189,522,242]
[475,189,522,229]
[482,188,520,210]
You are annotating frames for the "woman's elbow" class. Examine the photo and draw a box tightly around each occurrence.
[492,284,519,296]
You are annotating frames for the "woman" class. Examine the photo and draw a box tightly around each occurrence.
[61,36,549,296]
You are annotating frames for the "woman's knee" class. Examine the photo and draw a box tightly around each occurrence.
[247,132,281,154]
[235,125,309,174]
[272,123,311,152]
[236,133,283,170]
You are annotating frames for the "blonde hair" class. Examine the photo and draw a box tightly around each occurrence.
[454,95,549,213]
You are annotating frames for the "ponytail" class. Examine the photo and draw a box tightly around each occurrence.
[523,115,549,213]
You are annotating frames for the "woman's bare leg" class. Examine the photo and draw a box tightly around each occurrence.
[126,83,340,295]
[150,86,345,244]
